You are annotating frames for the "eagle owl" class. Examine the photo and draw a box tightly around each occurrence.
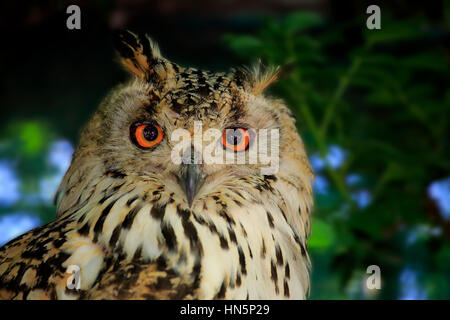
[0,31,313,300]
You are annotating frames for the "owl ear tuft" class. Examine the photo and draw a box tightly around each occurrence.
[114,30,173,83]
[236,61,280,95]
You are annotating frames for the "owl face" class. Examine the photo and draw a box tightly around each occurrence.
[63,31,311,212]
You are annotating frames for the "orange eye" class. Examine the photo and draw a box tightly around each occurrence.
[222,128,251,152]
[130,122,163,149]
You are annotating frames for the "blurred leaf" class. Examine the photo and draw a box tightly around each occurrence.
[435,245,450,272]
[283,12,323,34]
[366,87,398,105]
[401,51,449,72]
[222,34,263,58]
[364,19,426,45]
[293,35,321,50]
[309,218,336,249]
[18,122,47,156]
[445,0,450,26]
[362,53,398,67]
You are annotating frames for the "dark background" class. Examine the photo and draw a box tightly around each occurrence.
[0,0,449,299]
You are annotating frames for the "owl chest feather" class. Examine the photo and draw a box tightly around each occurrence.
[59,177,310,300]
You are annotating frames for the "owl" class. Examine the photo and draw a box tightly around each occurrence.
[0,31,313,300]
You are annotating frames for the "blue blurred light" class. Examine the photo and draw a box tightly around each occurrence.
[39,176,63,203]
[428,177,450,220]
[406,225,442,246]
[351,189,372,208]
[48,139,74,173]
[346,173,362,186]
[326,145,347,169]
[309,145,348,173]
[39,139,74,203]
[310,154,325,171]
[399,268,427,300]
[0,213,41,246]
[313,174,329,194]
[0,160,21,207]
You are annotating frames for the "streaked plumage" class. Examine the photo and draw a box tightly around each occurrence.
[0,31,313,300]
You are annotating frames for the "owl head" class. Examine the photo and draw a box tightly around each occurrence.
[57,31,313,225]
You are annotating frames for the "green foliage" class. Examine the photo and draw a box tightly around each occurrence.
[0,120,60,223]
[16,122,48,156]
[224,11,450,299]
[308,218,336,249]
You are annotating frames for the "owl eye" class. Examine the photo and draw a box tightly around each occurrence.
[130,122,163,149]
[222,128,251,152]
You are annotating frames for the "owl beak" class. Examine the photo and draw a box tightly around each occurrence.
[179,163,205,208]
